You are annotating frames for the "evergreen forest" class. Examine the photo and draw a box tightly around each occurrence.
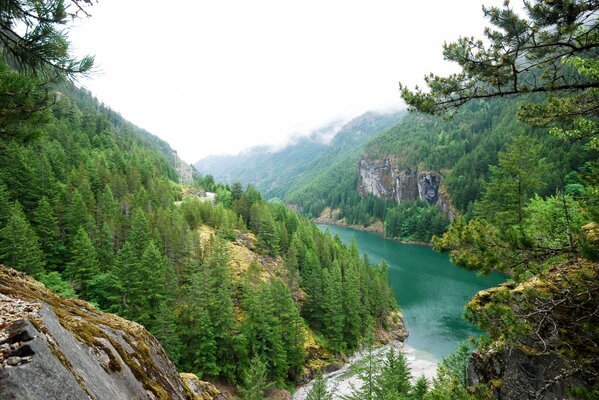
[1,0,599,399]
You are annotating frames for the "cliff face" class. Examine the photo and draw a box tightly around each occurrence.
[0,266,224,400]
[357,158,455,220]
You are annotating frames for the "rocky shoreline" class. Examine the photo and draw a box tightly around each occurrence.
[293,341,438,399]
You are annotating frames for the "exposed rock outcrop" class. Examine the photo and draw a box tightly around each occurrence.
[0,266,223,400]
[357,158,456,220]
[467,346,584,400]
[465,261,598,399]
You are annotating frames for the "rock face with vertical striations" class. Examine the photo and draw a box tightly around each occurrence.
[357,158,455,220]
[0,266,224,400]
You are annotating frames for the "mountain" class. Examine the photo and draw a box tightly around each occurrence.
[0,62,402,396]
[194,110,405,198]
[270,98,589,241]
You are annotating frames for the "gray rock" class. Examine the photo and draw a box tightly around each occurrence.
[0,266,225,400]
[467,347,587,400]
[357,158,454,220]
[0,319,91,400]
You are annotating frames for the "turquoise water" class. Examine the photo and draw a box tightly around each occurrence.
[317,224,506,360]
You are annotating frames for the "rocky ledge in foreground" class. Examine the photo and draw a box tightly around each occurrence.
[0,266,223,400]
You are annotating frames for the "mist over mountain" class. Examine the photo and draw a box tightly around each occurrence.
[195,110,405,198]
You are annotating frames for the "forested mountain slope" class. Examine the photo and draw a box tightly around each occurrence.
[194,111,404,198]
[284,99,595,240]
[0,60,400,395]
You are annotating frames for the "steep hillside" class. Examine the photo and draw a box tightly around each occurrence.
[194,111,404,198]
[0,63,402,395]
[0,265,224,400]
[285,98,593,242]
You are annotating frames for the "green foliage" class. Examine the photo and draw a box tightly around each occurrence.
[236,355,272,400]
[65,227,99,296]
[424,342,491,400]
[385,201,448,242]
[37,270,77,298]
[373,349,412,399]
[0,201,45,275]
[32,197,63,270]
[475,135,549,232]
[306,372,332,400]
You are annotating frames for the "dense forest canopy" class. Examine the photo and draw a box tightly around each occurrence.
[0,1,401,396]
[1,0,599,399]
[400,0,599,398]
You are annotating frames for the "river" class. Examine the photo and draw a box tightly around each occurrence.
[317,224,507,361]
[293,225,507,399]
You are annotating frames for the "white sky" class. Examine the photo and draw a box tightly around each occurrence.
[70,0,509,163]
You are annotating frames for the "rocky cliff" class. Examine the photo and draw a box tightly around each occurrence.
[0,266,224,400]
[357,158,455,220]
[465,260,598,399]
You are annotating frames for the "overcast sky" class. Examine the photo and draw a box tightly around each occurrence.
[70,0,510,163]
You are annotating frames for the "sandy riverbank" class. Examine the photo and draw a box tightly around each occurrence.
[293,341,438,399]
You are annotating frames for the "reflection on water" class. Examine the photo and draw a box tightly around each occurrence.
[318,224,506,360]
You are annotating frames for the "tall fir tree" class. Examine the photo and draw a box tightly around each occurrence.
[0,201,44,275]
[32,196,63,270]
[236,355,272,400]
[65,227,99,296]
[306,371,332,400]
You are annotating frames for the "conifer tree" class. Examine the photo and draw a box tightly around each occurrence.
[152,301,183,365]
[0,201,44,275]
[373,349,412,399]
[138,241,172,327]
[269,279,306,381]
[322,261,345,351]
[65,227,99,296]
[94,222,115,271]
[342,260,362,349]
[236,355,272,400]
[411,376,429,400]
[127,209,152,257]
[64,189,91,237]
[32,196,63,270]
[112,241,141,319]
[306,371,332,400]
[0,183,11,227]
[241,282,288,382]
[301,249,325,327]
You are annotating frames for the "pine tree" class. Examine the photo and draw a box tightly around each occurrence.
[95,222,115,271]
[373,349,412,399]
[139,241,172,327]
[236,355,272,400]
[0,183,12,227]
[32,197,63,270]
[65,227,99,296]
[269,279,306,381]
[301,249,325,328]
[0,202,44,275]
[127,209,152,257]
[342,260,362,349]
[411,376,429,400]
[322,262,345,352]
[306,371,332,400]
[111,241,141,319]
[151,301,183,366]
[241,282,288,382]
[64,190,90,238]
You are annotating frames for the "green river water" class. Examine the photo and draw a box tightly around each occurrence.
[317,224,507,361]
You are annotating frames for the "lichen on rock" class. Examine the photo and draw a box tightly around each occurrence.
[0,265,222,400]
